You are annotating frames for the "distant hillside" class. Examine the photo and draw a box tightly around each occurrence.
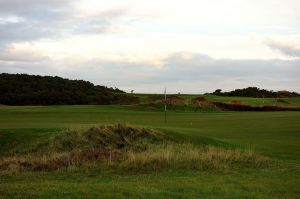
[0,73,138,105]
[210,87,300,98]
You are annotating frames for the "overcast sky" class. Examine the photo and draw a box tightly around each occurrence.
[0,0,299,93]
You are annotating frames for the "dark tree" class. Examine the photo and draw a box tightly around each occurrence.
[0,73,139,105]
[210,87,299,98]
[213,89,222,95]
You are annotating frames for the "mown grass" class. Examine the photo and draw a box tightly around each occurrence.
[1,106,300,161]
[0,168,299,199]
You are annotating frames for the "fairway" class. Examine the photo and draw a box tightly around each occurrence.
[0,105,300,198]
[1,105,300,160]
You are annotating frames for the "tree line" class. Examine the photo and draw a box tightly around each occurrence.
[0,73,138,105]
[210,87,300,98]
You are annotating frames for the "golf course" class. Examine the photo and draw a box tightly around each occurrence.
[1,0,300,198]
[0,98,300,198]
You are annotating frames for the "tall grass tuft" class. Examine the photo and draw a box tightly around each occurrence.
[120,144,269,172]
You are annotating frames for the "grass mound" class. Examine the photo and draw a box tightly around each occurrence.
[192,96,207,103]
[0,124,270,174]
[47,124,170,152]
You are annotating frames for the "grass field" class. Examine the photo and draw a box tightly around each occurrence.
[134,93,300,107]
[0,103,300,198]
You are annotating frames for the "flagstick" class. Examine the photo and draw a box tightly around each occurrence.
[164,87,167,123]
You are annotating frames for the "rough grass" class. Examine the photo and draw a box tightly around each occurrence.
[121,144,269,172]
[212,101,300,111]
[0,144,269,174]
[134,94,300,111]
[45,123,171,153]
[0,124,269,174]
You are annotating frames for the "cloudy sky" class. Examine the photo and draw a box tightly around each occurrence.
[0,0,299,93]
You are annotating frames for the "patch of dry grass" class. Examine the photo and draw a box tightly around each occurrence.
[0,124,270,174]
[45,123,171,153]
[0,149,116,173]
[121,143,269,172]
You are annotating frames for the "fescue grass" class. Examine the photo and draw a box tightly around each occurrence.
[0,144,269,174]
[41,123,171,153]
[0,124,269,174]
[121,144,269,172]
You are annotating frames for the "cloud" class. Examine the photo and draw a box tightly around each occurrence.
[0,0,70,14]
[137,52,300,90]
[0,0,73,45]
[72,8,132,34]
[264,39,300,57]
[0,1,133,45]
[0,45,49,62]
[0,0,299,93]
[1,52,299,93]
